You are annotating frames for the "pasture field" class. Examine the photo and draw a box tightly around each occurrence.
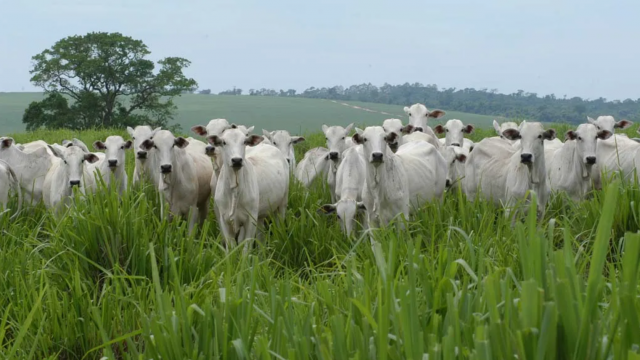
[0,93,499,134]
[2,125,640,359]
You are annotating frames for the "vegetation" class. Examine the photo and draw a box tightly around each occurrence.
[2,126,640,359]
[22,32,197,132]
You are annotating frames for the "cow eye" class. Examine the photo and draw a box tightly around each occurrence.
[223,141,227,146]
[336,214,341,220]
[341,137,345,140]
[445,129,449,132]
[578,136,582,141]
[120,146,124,149]
[273,142,277,146]
[408,113,412,116]
[537,135,542,139]
[63,160,68,165]
[132,137,136,140]
[363,138,368,142]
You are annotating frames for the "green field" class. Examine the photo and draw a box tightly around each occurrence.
[2,126,640,359]
[0,93,501,135]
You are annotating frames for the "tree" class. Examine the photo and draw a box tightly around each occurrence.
[199,89,212,95]
[24,32,197,131]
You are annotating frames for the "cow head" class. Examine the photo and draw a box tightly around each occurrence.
[48,145,99,187]
[504,121,556,182]
[403,103,445,132]
[140,130,188,174]
[382,119,410,153]
[565,123,612,177]
[493,120,519,142]
[353,126,389,166]
[434,119,474,147]
[318,199,366,236]
[587,116,632,134]
[322,123,354,162]
[262,129,305,165]
[93,135,132,170]
[441,146,468,189]
[209,128,263,170]
[127,125,161,160]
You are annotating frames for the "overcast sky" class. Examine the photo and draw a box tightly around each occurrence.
[1,0,638,100]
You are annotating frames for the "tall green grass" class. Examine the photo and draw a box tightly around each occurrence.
[1,126,640,359]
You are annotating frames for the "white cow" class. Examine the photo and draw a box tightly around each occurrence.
[547,124,612,201]
[323,124,356,202]
[319,145,367,236]
[587,115,632,133]
[441,145,469,190]
[464,121,556,220]
[127,126,161,187]
[403,103,445,139]
[433,119,475,150]
[586,116,636,189]
[261,129,305,171]
[86,136,132,195]
[0,137,54,204]
[140,130,213,233]
[43,145,100,212]
[19,140,51,154]
[0,160,22,219]
[353,126,447,229]
[62,138,90,153]
[294,147,330,187]
[209,129,289,247]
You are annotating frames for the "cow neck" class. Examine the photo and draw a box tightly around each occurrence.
[564,141,590,179]
[51,159,73,200]
[100,160,126,186]
[365,146,396,214]
[160,148,189,202]
[220,158,255,220]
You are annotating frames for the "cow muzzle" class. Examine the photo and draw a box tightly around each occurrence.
[70,180,81,187]
[414,127,424,132]
[451,143,461,147]
[231,157,243,169]
[371,152,384,164]
[388,142,399,153]
[205,146,215,156]
[586,156,596,165]
[329,152,339,161]
[108,159,118,168]
[137,151,147,159]
[520,153,533,164]
[160,164,172,173]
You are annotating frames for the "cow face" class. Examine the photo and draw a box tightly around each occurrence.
[262,129,305,165]
[93,135,132,169]
[319,199,366,236]
[127,126,161,160]
[434,119,474,147]
[140,130,188,175]
[382,119,412,153]
[403,103,445,133]
[503,121,556,166]
[48,145,99,187]
[322,123,353,162]
[587,116,632,133]
[353,126,389,166]
[209,129,263,170]
[441,146,468,188]
[565,123,612,170]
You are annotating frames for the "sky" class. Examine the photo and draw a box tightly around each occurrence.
[1,0,639,100]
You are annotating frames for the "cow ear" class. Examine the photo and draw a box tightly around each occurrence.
[565,130,577,141]
[615,120,633,129]
[433,125,445,134]
[124,140,133,149]
[174,137,189,149]
[245,135,264,146]
[291,136,305,144]
[352,133,364,145]
[356,202,367,211]
[543,129,557,140]
[151,127,161,137]
[245,126,255,134]
[464,124,475,134]
[587,116,596,125]
[140,139,155,151]
[598,130,613,140]
[84,153,100,164]
[48,145,64,158]
[401,124,414,134]
[493,120,501,133]
[502,129,521,140]
[191,125,207,136]
[428,110,446,118]
[384,132,398,143]
[93,141,106,150]
[208,135,223,147]
[344,123,354,135]
[230,123,238,129]
[317,204,336,215]
[403,106,411,115]
[456,153,467,163]
[126,126,135,137]
[62,139,72,147]
[261,129,272,140]
[322,124,329,134]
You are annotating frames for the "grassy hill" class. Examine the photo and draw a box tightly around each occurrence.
[1,93,502,135]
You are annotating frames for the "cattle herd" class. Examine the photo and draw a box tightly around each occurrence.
[1,103,640,246]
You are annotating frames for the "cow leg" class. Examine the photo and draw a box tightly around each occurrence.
[197,200,209,228]
[187,205,199,235]
[218,216,236,250]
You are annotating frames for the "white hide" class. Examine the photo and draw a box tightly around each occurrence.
[0,137,54,204]
[42,145,99,213]
[433,119,475,148]
[294,147,330,187]
[547,124,612,201]
[127,126,161,187]
[0,160,22,219]
[464,121,556,220]
[210,129,289,247]
[591,128,640,189]
[319,145,367,236]
[353,126,447,229]
[322,124,355,202]
[403,103,445,140]
[86,136,132,195]
[261,129,305,172]
[140,130,213,233]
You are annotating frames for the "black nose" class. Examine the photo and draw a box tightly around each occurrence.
[451,143,460,147]
[160,164,172,173]
[415,127,424,132]
[70,180,80,187]
[231,157,243,168]
[108,159,117,167]
[137,151,147,159]
[329,152,339,160]
[205,146,215,156]
[446,179,451,187]
[586,156,596,165]
[371,152,384,163]
[521,153,533,163]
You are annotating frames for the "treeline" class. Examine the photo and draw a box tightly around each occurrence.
[215,83,640,124]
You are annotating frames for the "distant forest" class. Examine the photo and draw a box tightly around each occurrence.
[211,83,640,124]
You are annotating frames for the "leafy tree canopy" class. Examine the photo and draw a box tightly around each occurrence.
[23,32,197,131]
